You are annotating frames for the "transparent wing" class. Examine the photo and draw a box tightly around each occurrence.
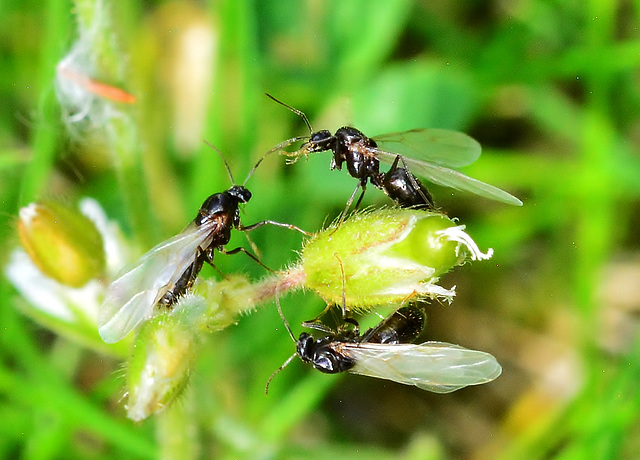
[342,341,502,393]
[373,129,481,168]
[374,148,522,206]
[98,222,213,343]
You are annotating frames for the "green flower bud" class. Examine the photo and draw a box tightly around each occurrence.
[126,295,206,421]
[125,272,305,420]
[301,209,492,310]
[18,201,105,287]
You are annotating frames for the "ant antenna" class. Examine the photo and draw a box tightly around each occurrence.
[275,285,296,342]
[265,93,314,135]
[265,353,296,395]
[203,140,236,185]
[244,133,310,186]
[243,158,261,187]
[247,93,316,185]
[265,287,297,394]
[243,132,310,186]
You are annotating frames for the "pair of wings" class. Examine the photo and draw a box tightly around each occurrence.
[299,128,522,206]
[98,222,215,343]
[340,340,502,393]
[371,129,521,206]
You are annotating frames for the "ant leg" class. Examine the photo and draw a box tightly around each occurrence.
[198,246,229,279]
[243,231,263,259]
[341,317,360,335]
[301,303,335,330]
[397,155,435,209]
[345,182,364,213]
[301,315,335,334]
[333,182,363,229]
[199,246,213,266]
[301,307,360,335]
[220,246,275,273]
[230,220,308,272]
[352,187,367,210]
[240,220,310,236]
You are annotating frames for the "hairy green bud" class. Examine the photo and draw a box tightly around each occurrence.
[301,209,492,310]
[125,295,206,421]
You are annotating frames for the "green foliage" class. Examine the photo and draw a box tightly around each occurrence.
[2,0,640,459]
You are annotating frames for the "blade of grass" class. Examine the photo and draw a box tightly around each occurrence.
[19,0,70,205]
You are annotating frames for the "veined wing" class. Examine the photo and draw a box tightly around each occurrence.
[98,222,214,343]
[375,148,522,206]
[373,129,481,168]
[342,341,502,393]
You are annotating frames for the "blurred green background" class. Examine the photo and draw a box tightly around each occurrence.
[2,0,640,458]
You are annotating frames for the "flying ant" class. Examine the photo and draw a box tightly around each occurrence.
[266,301,501,394]
[265,93,522,214]
[98,142,307,343]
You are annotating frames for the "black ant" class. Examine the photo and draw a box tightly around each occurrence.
[98,142,307,343]
[267,299,501,394]
[265,93,522,215]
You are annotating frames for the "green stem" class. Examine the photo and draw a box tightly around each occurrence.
[20,0,70,205]
[156,387,199,460]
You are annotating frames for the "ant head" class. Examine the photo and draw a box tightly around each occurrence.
[299,334,356,374]
[295,332,315,362]
[227,185,252,204]
[303,130,334,153]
